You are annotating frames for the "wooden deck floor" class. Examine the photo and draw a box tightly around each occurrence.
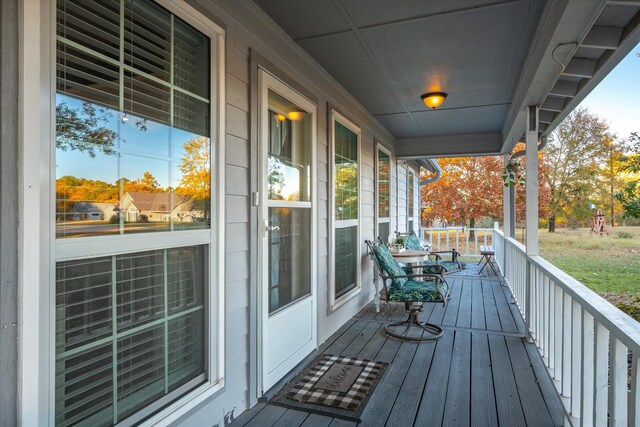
[232,267,566,427]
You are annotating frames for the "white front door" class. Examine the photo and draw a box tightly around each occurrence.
[258,71,317,392]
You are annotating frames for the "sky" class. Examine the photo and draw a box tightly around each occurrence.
[577,42,640,141]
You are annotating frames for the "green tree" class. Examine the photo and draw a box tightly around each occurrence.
[545,108,613,231]
[616,132,640,218]
[56,101,117,157]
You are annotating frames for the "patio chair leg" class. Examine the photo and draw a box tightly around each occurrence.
[384,302,443,342]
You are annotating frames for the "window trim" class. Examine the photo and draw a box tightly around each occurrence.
[375,142,392,243]
[19,1,226,425]
[328,109,361,311]
[407,168,415,232]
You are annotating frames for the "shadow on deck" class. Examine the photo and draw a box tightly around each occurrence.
[232,265,566,427]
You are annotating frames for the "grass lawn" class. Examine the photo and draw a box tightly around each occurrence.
[539,226,640,319]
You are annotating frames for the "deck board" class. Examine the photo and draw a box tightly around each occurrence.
[442,331,472,426]
[231,271,566,427]
[471,333,498,427]
[272,409,309,427]
[471,279,486,330]
[385,337,436,426]
[482,279,502,331]
[359,340,419,427]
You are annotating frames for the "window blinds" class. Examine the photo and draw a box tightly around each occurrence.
[55,246,205,426]
[56,0,210,135]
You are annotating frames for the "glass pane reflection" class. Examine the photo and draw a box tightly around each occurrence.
[268,207,311,314]
[56,94,211,238]
[267,90,311,202]
[378,150,390,218]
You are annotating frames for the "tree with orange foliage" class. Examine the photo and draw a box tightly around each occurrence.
[421,152,551,229]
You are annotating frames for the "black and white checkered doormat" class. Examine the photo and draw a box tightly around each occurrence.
[271,354,387,421]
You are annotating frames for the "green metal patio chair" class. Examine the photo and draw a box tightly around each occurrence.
[365,238,449,342]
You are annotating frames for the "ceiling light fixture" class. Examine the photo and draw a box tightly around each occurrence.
[421,92,447,110]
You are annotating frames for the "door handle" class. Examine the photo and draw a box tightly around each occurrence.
[264,219,280,232]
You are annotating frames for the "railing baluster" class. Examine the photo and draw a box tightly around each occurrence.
[581,311,595,426]
[551,280,556,370]
[554,285,563,381]
[610,337,628,426]
[543,275,550,364]
[594,322,608,425]
[474,233,478,256]
[562,293,571,397]
[631,354,639,426]
[570,299,581,418]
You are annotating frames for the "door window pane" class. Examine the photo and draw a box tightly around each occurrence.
[268,207,311,314]
[267,90,311,202]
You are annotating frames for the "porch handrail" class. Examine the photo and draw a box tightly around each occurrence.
[493,227,640,426]
[420,227,494,257]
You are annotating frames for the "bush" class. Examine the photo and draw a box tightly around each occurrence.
[109,215,120,224]
[616,301,640,322]
[139,214,149,223]
[617,231,633,239]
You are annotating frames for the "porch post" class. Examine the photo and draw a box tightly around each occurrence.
[525,106,539,256]
[502,153,514,238]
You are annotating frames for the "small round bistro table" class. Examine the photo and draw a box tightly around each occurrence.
[390,249,429,265]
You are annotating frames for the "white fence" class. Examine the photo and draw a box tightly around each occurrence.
[420,227,494,257]
[493,227,640,426]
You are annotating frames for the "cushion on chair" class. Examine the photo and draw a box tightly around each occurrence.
[388,279,448,302]
[404,233,423,251]
[421,260,461,273]
[439,260,461,272]
[371,243,407,287]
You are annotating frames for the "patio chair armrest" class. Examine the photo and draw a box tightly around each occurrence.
[380,272,443,281]
[401,264,446,274]
[430,249,461,261]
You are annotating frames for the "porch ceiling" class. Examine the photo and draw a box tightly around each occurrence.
[253,0,640,158]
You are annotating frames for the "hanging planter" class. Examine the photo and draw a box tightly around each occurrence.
[502,159,523,187]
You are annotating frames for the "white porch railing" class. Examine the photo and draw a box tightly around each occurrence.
[493,227,640,426]
[420,227,493,257]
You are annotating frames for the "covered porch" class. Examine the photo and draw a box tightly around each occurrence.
[3,0,640,426]
[232,261,564,426]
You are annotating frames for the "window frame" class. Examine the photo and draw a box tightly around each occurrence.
[328,109,361,310]
[375,142,392,243]
[19,1,226,425]
[407,168,415,233]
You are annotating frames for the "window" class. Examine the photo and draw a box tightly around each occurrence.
[376,146,390,243]
[407,169,415,232]
[54,0,223,424]
[330,110,360,307]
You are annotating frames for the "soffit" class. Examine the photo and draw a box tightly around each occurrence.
[252,0,640,157]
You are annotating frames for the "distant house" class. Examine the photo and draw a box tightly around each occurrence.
[72,202,116,221]
[117,191,204,223]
